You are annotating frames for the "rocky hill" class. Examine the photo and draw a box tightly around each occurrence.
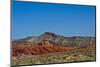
[12,32,96,47]
[11,32,96,66]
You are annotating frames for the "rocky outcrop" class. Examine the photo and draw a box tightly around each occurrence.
[12,44,74,57]
[12,32,96,57]
[12,32,96,47]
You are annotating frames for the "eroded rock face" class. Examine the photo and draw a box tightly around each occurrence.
[12,32,96,47]
[12,32,96,57]
[12,43,74,57]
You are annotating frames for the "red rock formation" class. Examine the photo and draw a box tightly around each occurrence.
[12,43,74,57]
[12,33,74,57]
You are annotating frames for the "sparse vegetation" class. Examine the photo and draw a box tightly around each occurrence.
[11,44,96,67]
[11,32,96,66]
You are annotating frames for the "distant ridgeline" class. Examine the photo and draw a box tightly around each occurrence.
[12,32,96,47]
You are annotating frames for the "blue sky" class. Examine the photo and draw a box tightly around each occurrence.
[12,1,96,39]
